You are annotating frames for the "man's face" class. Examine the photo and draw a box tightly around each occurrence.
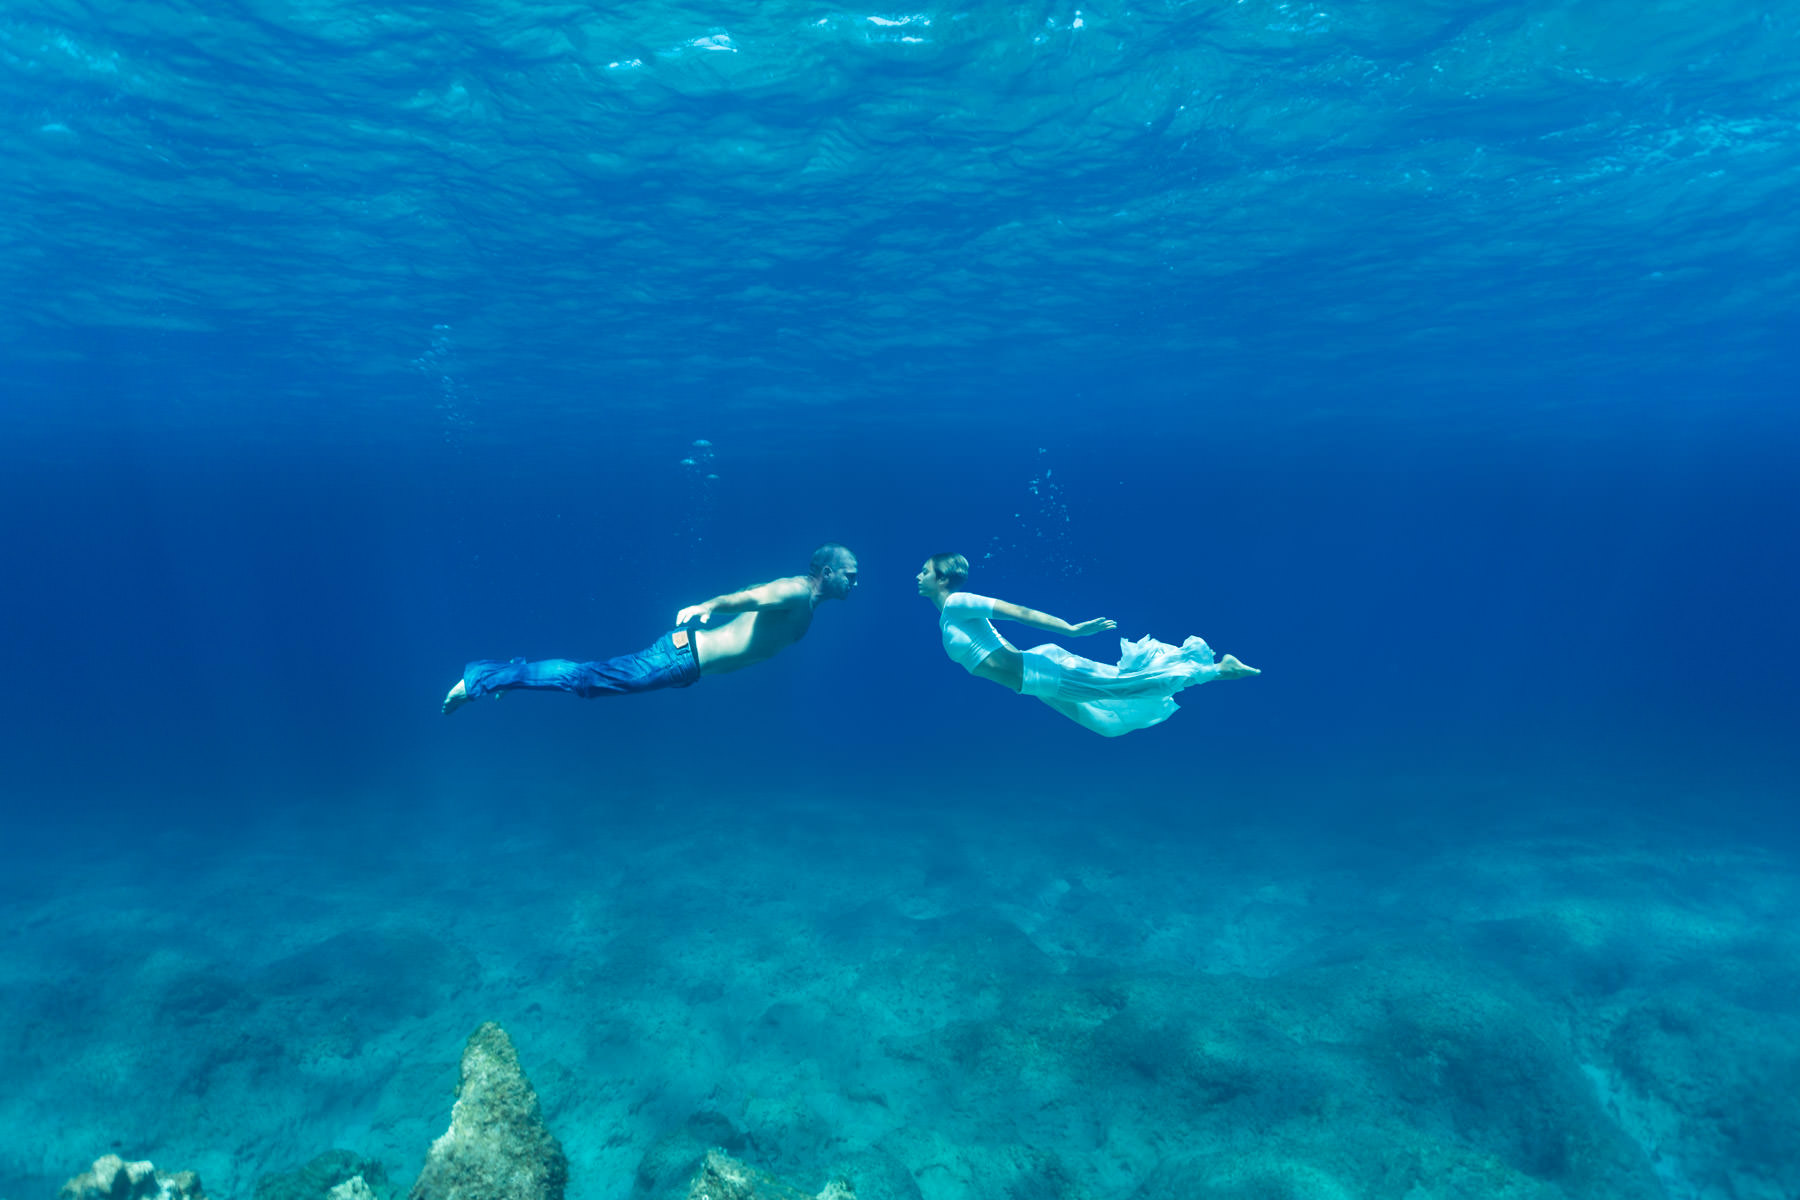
[824,554,859,599]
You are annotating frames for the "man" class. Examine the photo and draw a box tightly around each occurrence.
[442,543,859,714]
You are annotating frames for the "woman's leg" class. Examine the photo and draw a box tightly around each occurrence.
[1213,654,1259,679]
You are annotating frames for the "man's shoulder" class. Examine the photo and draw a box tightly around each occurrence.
[763,575,814,604]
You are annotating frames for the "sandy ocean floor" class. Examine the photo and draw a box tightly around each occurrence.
[4,781,1797,1200]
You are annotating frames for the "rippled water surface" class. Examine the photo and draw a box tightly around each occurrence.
[7,0,1797,442]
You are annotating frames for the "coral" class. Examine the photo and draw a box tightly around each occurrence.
[409,1022,569,1200]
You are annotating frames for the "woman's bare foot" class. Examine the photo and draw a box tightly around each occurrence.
[1214,654,1260,680]
[442,678,472,715]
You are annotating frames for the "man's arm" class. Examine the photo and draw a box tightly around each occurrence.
[677,576,812,626]
[988,597,1116,637]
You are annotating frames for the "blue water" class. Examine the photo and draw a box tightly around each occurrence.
[3,1,1798,1198]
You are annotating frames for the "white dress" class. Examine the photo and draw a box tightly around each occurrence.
[940,592,1218,737]
[1026,634,1217,737]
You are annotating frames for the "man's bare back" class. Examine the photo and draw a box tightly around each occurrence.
[442,545,858,714]
[690,576,819,674]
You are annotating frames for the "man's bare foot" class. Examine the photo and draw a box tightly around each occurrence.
[442,678,472,715]
[1215,654,1260,680]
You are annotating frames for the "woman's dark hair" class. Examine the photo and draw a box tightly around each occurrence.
[928,552,969,589]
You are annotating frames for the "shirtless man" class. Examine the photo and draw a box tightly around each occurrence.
[442,544,859,715]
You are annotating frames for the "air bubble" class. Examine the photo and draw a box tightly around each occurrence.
[680,438,719,561]
[412,323,476,451]
[985,448,1084,578]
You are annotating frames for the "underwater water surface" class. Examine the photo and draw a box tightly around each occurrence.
[2,0,1798,1198]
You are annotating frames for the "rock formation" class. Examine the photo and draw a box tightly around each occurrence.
[409,1021,569,1200]
[59,1156,207,1200]
[252,1150,392,1200]
[683,1150,853,1200]
[327,1177,380,1200]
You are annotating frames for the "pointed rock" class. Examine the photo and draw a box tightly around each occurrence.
[410,1022,568,1200]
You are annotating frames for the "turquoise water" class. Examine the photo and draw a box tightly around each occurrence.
[3,0,1798,1197]
[14,793,1800,1199]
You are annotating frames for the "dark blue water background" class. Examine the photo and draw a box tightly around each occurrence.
[4,0,1797,836]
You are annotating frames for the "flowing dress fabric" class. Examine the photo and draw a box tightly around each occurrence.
[1026,635,1216,737]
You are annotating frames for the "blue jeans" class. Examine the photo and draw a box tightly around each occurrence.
[462,631,701,701]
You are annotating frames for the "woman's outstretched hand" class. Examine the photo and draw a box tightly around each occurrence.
[1071,617,1117,637]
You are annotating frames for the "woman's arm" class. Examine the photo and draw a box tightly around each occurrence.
[988,598,1116,637]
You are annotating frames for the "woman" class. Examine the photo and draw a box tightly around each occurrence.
[917,552,1258,736]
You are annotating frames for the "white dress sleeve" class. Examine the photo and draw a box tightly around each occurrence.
[942,592,995,620]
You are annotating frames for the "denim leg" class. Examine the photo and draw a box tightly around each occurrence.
[464,638,690,701]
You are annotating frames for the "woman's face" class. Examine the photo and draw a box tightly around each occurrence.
[916,561,942,596]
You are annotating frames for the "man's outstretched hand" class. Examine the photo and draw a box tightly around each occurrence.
[676,603,714,626]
